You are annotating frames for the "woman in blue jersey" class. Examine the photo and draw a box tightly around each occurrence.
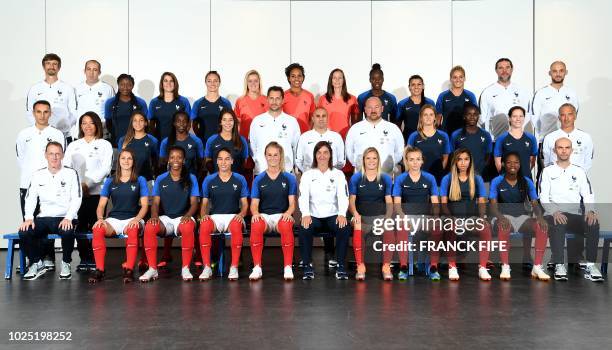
[117,111,159,183]
[489,152,550,281]
[357,63,397,122]
[198,148,249,281]
[348,147,393,281]
[148,72,191,141]
[396,75,435,142]
[435,66,478,135]
[407,104,451,183]
[449,103,493,176]
[204,109,250,175]
[249,142,298,281]
[439,148,492,281]
[89,149,149,283]
[104,74,148,146]
[392,146,441,281]
[494,106,538,180]
[191,71,233,146]
[141,146,200,282]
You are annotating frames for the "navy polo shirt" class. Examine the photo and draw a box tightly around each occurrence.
[251,171,297,215]
[407,130,451,183]
[159,134,204,175]
[148,96,191,140]
[104,96,148,145]
[204,134,250,173]
[494,131,538,179]
[153,172,200,218]
[118,134,159,181]
[439,174,486,217]
[190,96,232,144]
[489,175,538,217]
[100,176,149,220]
[357,90,397,122]
[435,89,478,134]
[349,172,392,216]
[450,128,493,176]
[396,96,435,141]
[392,171,438,215]
[201,172,249,215]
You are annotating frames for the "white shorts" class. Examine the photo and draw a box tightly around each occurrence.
[159,215,195,236]
[210,214,243,233]
[259,213,284,233]
[106,217,144,235]
[493,214,532,232]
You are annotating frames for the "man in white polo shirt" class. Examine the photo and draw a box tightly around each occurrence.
[295,106,345,173]
[26,53,77,140]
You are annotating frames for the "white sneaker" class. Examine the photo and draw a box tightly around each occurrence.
[448,266,460,281]
[44,259,55,271]
[181,266,193,281]
[478,266,492,281]
[500,264,511,281]
[283,265,294,281]
[554,264,568,281]
[228,266,239,281]
[531,264,550,281]
[59,261,71,280]
[199,266,213,281]
[24,261,46,280]
[249,265,263,281]
[584,263,604,282]
[139,268,158,282]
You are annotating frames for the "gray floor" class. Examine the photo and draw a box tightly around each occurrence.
[0,248,611,350]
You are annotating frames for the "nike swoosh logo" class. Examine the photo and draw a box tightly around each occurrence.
[416,140,424,143]
[359,132,366,135]
[162,185,168,188]
[500,189,508,192]
[260,184,267,188]
[111,187,118,190]
[359,185,366,188]
[211,185,218,188]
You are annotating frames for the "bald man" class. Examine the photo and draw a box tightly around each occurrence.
[539,137,602,282]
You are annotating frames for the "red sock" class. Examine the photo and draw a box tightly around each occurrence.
[229,220,244,267]
[382,231,394,264]
[533,222,548,266]
[199,219,214,266]
[143,223,160,269]
[479,225,492,267]
[125,226,139,270]
[430,229,442,267]
[278,220,294,267]
[178,220,195,268]
[92,226,107,271]
[497,223,511,265]
[397,230,409,266]
[353,229,363,265]
[250,219,266,266]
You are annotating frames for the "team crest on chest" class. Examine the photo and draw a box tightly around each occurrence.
[98,92,103,97]
[378,183,383,190]
[131,185,136,191]
[282,182,287,188]
[480,136,485,143]
[57,90,62,96]
[176,105,180,110]
[233,184,238,191]
[525,141,530,147]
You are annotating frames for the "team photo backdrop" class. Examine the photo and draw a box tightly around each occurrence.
[1,0,611,239]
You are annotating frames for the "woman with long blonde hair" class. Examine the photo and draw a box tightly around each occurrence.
[348,147,393,281]
[439,148,492,281]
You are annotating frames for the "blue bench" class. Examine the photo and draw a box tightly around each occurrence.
[3,232,95,280]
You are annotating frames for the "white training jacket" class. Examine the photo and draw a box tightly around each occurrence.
[26,80,77,136]
[24,166,82,221]
[345,118,404,174]
[478,82,531,141]
[249,111,300,174]
[16,125,66,189]
[542,128,593,173]
[295,129,345,173]
[531,84,579,142]
[63,138,113,195]
[298,167,349,218]
[539,162,594,216]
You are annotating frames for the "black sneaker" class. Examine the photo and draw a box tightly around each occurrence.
[335,265,348,280]
[297,260,305,268]
[325,253,338,268]
[88,269,105,284]
[123,268,135,284]
[76,262,89,272]
[303,265,314,280]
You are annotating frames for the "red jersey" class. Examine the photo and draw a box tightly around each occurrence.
[283,89,315,133]
[234,95,269,138]
[317,94,359,139]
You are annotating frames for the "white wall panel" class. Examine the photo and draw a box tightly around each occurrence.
[0,0,46,237]
[47,0,128,90]
[210,0,289,103]
[130,0,210,103]
[291,1,370,99]
[372,0,452,101]
[452,0,533,99]
[535,0,612,205]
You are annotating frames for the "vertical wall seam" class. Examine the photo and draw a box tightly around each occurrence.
[210,0,212,70]
[44,0,47,52]
[532,0,536,94]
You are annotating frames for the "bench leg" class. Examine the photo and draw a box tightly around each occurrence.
[5,239,15,280]
[601,239,610,275]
